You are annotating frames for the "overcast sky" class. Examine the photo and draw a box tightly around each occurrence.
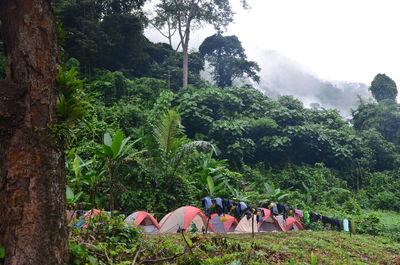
[146,0,400,86]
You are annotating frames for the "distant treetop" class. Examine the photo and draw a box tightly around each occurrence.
[369,73,398,103]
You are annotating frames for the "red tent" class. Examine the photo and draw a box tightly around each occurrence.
[125,211,160,233]
[235,208,285,233]
[210,214,238,233]
[284,216,305,231]
[159,206,215,233]
[258,208,286,232]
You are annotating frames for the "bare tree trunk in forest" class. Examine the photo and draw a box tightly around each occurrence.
[182,42,189,88]
[0,0,68,264]
[178,0,197,88]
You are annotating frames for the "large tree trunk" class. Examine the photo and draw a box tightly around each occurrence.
[0,0,68,264]
[182,43,189,88]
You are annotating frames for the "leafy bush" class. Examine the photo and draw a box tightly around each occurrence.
[69,212,140,264]
[372,191,400,211]
[343,199,361,215]
[324,188,353,207]
[354,213,384,236]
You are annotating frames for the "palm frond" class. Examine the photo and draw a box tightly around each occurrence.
[264,182,274,194]
[153,109,184,154]
[181,140,219,157]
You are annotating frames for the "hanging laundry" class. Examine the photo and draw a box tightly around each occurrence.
[233,201,248,220]
[284,205,290,219]
[277,203,285,214]
[294,209,303,220]
[310,212,322,223]
[330,219,343,231]
[343,219,349,232]
[277,204,291,219]
[213,198,224,215]
[246,210,252,220]
[303,211,310,226]
[222,199,234,214]
[269,202,279,216]
[201,197,213,217]
[233,202,241,219]
[321,215,330,225]
[239,202,248,213]
[321,215,342,230]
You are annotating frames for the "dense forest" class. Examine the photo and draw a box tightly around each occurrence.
[2,0,398,213]
[39,0,400,212]
[0,0,400,264]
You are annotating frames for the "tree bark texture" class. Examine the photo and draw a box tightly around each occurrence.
[0,0,68,264]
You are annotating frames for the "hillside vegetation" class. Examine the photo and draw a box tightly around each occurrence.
[1,0,400,263]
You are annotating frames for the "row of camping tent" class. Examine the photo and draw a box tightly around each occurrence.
[71,206,304,234]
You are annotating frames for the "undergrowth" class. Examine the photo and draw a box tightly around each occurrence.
[69,214,400,265]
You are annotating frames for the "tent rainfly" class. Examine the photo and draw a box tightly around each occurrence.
[235,208,285,233]
[159,212,172,228]
[124,211,161,233]
[159,206,215,233]
[210,214,238,233]
[284,216,305,231]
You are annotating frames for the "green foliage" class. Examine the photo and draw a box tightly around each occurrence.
[372,191,400,211]
[52,65,91,145]
[69,212,140,265]
[369,73,398,103]
[355,213,383,236]
[146,109,219,210]
[96,130,143,210]
[66,151,107,209]
[69,231,400,264]
[52,2,400,230]
[53,0,149,76]
[199,33,260,87]
[66,186,84,209]
[260,182,289,203]
[352,100,400,146]
[153,109,184,155]
[56,66,89,123]
[0,245,5,259]
[195,151,229,197]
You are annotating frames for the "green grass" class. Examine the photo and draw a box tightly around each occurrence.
[361,210,400,240]
[141,231,400,265]
[69,212,400,264]
[376,210,400,227]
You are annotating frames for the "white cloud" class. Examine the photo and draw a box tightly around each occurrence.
[227,0,400,86]
[146,0,400,87]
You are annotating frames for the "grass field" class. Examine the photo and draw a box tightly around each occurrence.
[69,211,400,264]
[139,231,400,265]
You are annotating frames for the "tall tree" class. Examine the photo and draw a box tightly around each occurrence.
[0,0,68,264]
[53,0,148,76]
[199,33,260,87]
[152,0,248,87]
[369,73,398,103]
